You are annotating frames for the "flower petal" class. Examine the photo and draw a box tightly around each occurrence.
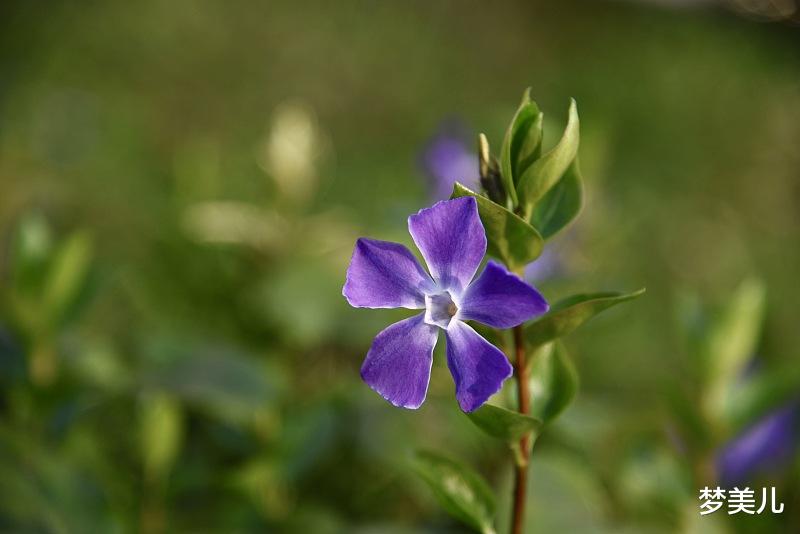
[459,260,549,328]
[408,197,486,295]
[343,238,435,309]
[360,314,439,409]
[717,402,799,485]
[445,320,513,412]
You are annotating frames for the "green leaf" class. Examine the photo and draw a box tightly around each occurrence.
[702,278,766,417]
[466,403,542,442]
[41,231,92,325]
[530,158,583,239]
[517,99,580,221]
[139,392,184,483]
[10,213,53,295]
[500,89,542,208]
[412,450,497,534]
[515,112,545,179]
[529,342,578,423]
[451,183,543,270]
[704,278,765,386]
[525,289,645,348]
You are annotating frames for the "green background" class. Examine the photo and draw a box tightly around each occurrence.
[1,1,798,532]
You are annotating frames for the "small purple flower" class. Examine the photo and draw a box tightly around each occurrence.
[717,401,799,485]
[343,197,548,412]
[419,122,480,200]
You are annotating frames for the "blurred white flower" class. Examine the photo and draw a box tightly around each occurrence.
[258,101,324,204]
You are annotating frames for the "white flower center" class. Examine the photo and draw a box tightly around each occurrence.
[424,291,459,329]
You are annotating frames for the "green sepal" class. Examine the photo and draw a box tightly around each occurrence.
[451,182,543,270]
[530,158,583,239]
[525,289,645,348]
[412,450,497,534]
[466,403,542,443]
[500,89,542,208]
[528,341,578,423]
[517,99,579,221]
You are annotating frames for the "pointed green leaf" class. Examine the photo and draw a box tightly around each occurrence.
[466,403,542,442]
[10,213,53,295]
[451,183,543,270]
[412,450,497,534]
[500,89,542,207]
[517,99,580,221]
[41,231,92,325]
[529,342,578,423]
[140,392,184,482]
[530,158,583,239]
[702,278,766,417]
[704,278,765,385]
[525,289,645,347]
[514,112,544,179]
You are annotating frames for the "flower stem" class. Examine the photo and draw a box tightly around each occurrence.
[511,324,530,534]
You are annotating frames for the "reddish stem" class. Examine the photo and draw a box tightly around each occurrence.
[511,325,530,534]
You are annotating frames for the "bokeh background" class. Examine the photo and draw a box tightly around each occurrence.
[1,0,799,532]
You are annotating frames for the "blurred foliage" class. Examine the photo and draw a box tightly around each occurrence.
[1,0,799,532]
[412,451,497,534]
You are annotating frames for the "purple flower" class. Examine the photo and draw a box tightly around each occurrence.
[343,197,548,412]
[419,122,480,200]
[716,401,799,485]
